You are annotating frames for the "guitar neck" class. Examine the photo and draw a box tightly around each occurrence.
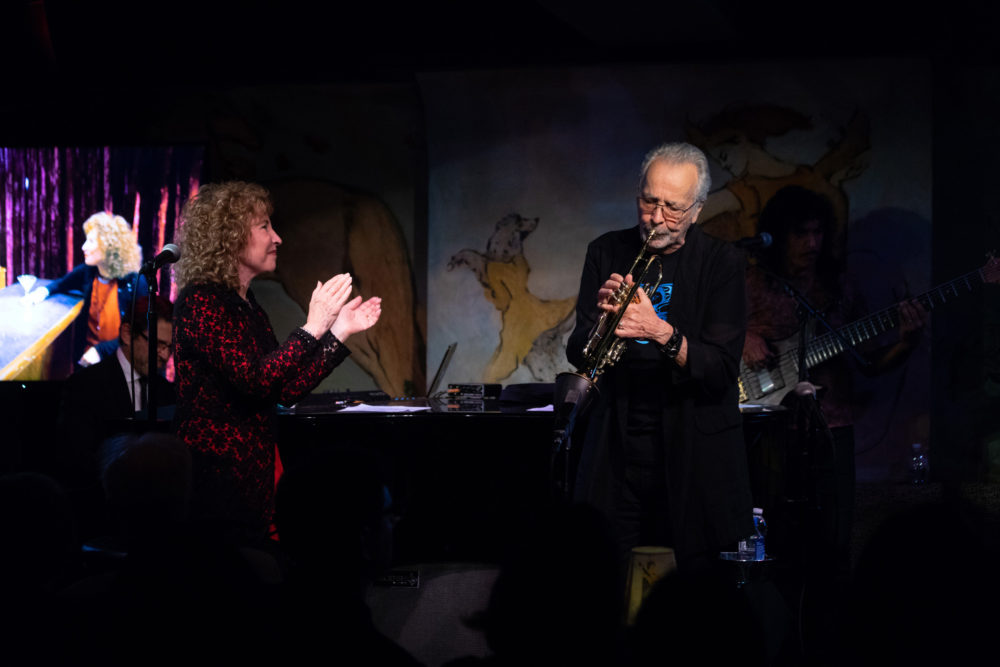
[739,259,997,405]
[802,266,988,368]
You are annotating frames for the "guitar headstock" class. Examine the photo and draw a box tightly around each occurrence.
[984,251,1000,285]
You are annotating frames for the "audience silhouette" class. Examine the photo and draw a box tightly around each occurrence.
[446,501,623,667]
[273,444,423,666]
[1,471,78,665]
[847,499,998,667]
[58,432,278,666]
[627,564,766,666]
[7,410,999,667]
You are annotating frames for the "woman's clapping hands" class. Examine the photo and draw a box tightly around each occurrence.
[302,273,354,339]
[331,295,382,342]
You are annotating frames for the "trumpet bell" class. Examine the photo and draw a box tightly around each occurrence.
[553,371,600,434]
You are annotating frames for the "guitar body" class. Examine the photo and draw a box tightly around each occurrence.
[739,335,806,406]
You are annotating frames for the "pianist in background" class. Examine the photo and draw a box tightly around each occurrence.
[24,211,146,367]
[56,294,176,540]
[171,181,381,545]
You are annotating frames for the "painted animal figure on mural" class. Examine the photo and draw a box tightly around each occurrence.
[687,105,870,254]
[267,180,425,398]
[448,213,576,383]
[205,107,425,398]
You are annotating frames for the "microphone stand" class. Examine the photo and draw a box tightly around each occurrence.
[552,371,600,501]
[757,269,837,499]
[776,274,861,467]
[135,244,180,428]
[758,268,858,588]
[140,267,160,427]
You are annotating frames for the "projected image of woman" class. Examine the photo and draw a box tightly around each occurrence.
[26,212,145,366]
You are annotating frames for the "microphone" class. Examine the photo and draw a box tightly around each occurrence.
[733,232,773,249]
[141,244,181,274]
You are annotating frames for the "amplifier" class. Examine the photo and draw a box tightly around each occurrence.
[447,383,502,400]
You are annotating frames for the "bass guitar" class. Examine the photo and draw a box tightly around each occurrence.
[738,256,1000,405]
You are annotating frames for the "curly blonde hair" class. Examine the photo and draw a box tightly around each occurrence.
[83,212,142,279]
[174,182,273,291]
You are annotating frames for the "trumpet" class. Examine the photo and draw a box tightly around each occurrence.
[552,231,661,477]
[579,230,663,380]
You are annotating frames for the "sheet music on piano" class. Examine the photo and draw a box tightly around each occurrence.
[281,342,458,413]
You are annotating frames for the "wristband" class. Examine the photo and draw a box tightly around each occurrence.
[659,327,683,360]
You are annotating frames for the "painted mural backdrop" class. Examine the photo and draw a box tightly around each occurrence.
[422,59,932,481]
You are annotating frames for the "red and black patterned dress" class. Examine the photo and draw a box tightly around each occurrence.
[173,282,350,538]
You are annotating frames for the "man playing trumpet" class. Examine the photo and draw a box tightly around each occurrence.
[566,142,753,572]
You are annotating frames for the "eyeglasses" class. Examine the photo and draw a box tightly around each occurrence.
[637,195,701,219]
[138,331,173,354]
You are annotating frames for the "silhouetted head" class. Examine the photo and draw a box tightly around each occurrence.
[850,501,996,665]
[275,446,393,585]
[0,472,76,595]
[100,432,193,541]
[631,566,764,666]
[478,502,621,665]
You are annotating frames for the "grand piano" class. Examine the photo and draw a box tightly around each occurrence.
[276,390,558,564]
[275,389,790,564]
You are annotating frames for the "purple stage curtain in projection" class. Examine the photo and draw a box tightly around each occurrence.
[0,147,203,295]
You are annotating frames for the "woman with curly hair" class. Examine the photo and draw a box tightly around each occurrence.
[172,181,381,543]
[27,212,146,366]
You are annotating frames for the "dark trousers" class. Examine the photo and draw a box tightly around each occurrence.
[613,459,671,564]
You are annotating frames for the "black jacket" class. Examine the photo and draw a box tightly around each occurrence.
[58,351,175,474]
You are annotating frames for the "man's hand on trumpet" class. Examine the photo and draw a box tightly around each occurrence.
[597,273,668,342]
[596,272,627,310]
[597,272,687,366]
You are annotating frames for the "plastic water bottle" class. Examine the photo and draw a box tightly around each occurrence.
[910,443,929,485]
[737,508,767,560]
[752,508,767,560]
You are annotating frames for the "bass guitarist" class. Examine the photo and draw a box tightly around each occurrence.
[742,185,927,629]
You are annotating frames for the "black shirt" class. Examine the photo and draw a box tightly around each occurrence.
[623,250,680,464]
